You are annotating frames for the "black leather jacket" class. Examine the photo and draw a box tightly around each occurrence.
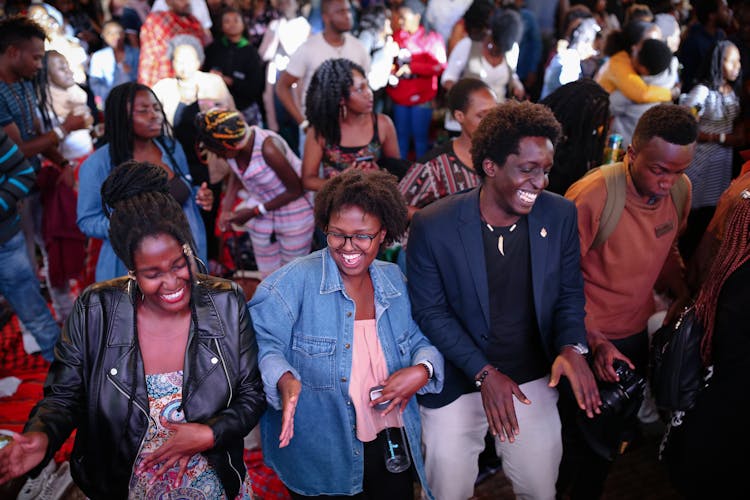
[25,275,266,499]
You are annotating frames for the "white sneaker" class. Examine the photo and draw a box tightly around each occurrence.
[38,461,73,500]
[17,459,56,500]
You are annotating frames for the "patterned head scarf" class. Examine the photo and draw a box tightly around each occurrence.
[194,109,249,154]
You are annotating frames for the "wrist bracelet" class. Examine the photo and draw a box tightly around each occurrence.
[257,203,268,215]
[417,362,431,380]
[475,369,490,388]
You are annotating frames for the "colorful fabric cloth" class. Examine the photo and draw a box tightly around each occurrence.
[322,114,382,176]
[129,370,254,499]
[399,141,479,209]
[137,10,206,88]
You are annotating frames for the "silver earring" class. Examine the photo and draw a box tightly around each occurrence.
[182,243,194,258]
[127,270,135,296]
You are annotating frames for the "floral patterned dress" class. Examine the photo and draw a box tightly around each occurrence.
[128,371,254,499]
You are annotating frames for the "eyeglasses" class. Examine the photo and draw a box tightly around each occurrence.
[325,229,382,250]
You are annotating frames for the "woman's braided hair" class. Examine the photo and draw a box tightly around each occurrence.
[305,58,366,146]
[694,192,750,364]
[101,160,197,270]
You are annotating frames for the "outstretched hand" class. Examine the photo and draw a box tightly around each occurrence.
[478,366,530,443]
[136,422,214,488]
[0,431,48,485]
[278,371,302,448]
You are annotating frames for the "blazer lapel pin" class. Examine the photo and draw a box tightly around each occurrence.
[540,227,548,238]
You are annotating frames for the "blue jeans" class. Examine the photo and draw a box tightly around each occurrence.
[0,231,60,361]
[393,103,433,160]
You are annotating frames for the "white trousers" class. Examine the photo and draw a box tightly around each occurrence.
[420,376,562,500]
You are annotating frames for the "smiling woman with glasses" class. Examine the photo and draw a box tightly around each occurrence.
[250,169,444,499]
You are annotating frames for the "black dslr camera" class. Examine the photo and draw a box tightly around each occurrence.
[598,360,646,416]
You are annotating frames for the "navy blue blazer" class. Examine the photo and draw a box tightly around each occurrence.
[407,187,588,408]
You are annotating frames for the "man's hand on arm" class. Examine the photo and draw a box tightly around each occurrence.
[476,365,530,443]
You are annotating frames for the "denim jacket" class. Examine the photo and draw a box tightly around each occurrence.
[77,139,207,281]
[249,249,443,497]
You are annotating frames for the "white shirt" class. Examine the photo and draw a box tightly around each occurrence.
[284,33,371,115]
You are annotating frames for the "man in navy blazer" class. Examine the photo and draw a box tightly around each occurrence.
[407,101,600,500]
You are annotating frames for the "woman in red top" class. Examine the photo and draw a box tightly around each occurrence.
[386,0,446,160]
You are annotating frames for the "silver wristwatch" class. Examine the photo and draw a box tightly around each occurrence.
[565,343,589,356]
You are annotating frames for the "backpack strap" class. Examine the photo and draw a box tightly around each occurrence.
[670,174,689,229]
[586,162,628,249]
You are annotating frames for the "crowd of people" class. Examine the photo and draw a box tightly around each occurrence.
[0,0,748,498]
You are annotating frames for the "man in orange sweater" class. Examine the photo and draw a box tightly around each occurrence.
[559,104,698,498]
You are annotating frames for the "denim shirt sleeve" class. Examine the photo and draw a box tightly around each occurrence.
[77,149,111,239]
[249,282,301,410]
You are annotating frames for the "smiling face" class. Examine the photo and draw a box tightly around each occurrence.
[628,136,694,200]
[481,136,554,224]
[133,234,192,315]
[344,70,373,115]
[326,204,385,281]
[129,89,164,140]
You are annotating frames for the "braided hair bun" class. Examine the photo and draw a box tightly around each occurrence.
[101,160,196,270]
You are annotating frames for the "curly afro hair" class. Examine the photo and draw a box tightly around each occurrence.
[632,104,698,151]
[314,169,408,246]
[471,101,562,178]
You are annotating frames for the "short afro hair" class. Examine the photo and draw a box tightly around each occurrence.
[632,104,698,150]
[0,16,47,54]
[637,38,672,75]
[471,101,562,178]
[314,169,408,246]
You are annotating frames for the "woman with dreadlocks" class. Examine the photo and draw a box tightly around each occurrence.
[667,190,750,497]
[77,82,213,281]
[540,78,610,195]
[196,108,314,277]
[300,58,400,192]
[0,161,266,498]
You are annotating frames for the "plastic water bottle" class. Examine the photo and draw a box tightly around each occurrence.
[603,134,623,164]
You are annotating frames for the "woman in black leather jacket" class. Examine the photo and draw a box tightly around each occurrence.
[0,161,266,499]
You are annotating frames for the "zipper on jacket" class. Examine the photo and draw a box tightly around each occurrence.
[106,375,154,490]
[226,450,243,489]
[213,338,233,408]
